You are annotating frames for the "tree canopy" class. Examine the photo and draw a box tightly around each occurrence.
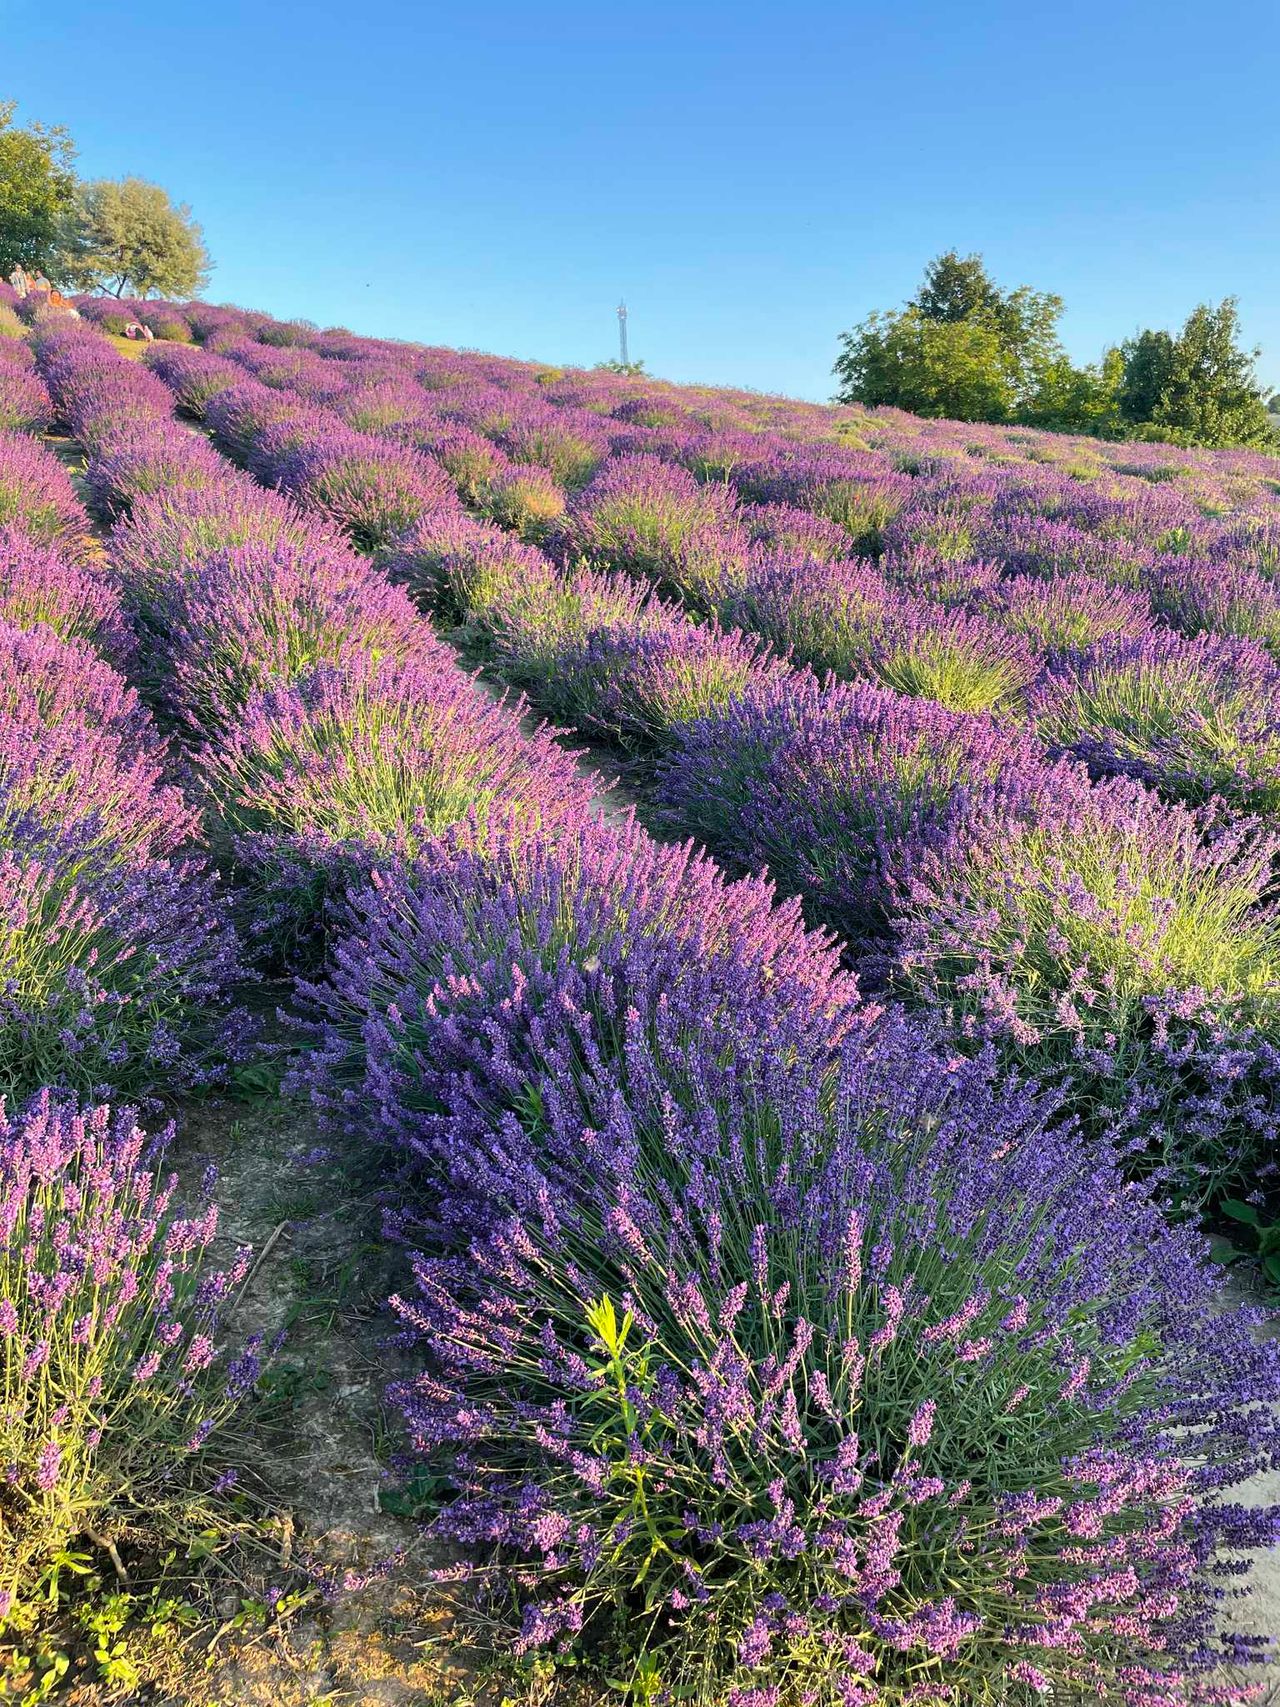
[834,251,1102,428]
[1120,299,1272,449]
[0,101,78,277]
[58,177,211,299]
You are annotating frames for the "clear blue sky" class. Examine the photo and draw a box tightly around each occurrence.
[6,0,1279,400]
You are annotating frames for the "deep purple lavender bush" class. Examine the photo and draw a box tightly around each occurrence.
[984,570,1157,655]
[1144,554,1280,652]
[0,332,35,367]
[977,515,1156,586]
[254,317,319,350]
[878,497,982,564]
[1031,630,1280,810]
[0,525,134,664]
[894,777,1280,1206]
[244,406,350,486]
[0,804,244,1105]
[373,997,1280,1704]
[336,379,435,438]
[0,431,94,557]
[294,811,860,1164]
[138,538,437,733]
[196,650,598,959]
[739,501,855,563]
[655,672,1059,946]
[35,325,175,449]
[1218,513,1280,580]
[0,1094,261,1627]
[0,644,196,872]
[878,543,1004,608]
[72,299,146,336]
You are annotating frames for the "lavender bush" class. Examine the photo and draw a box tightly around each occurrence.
[727,556,1039,714]
[476,464,568,542]
[383,1006,1280,1704]
[380,508,560,630]
[273,428,459,551]
[0,805,244,1105]
[0,1094,260,1625]
[984,571,1157,655]
[0,431,92,557]
[197,650,598,956]
[655,673,1052,942]
[1031,629,1280,810]
[138,537,438,732]
[295,810,860,1164]
[558,453,746,592]
[0,363,53,435]
[0,525,134,665]
[894,777,1280,1204]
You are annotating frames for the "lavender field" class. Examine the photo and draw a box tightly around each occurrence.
[4,282,1280,1705]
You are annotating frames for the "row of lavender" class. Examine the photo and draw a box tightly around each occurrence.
[33,307,1280,1698]
[0,344,261,1623]
[136,313,1280,1226]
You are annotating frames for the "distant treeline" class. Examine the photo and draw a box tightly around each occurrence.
[834,251,1276,449]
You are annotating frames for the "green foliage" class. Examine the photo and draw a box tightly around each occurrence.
[0,102,77,278]
[911,249,1004,323]
[836,256,1272,449]
[1023,346,1125,436]
[57,177,211,299]
[833,307,1017,422]
[1118,329,1177,426]
[833,251,1067,422]
[1119,299,1274,449]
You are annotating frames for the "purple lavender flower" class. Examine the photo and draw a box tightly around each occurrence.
[1,1093,262,1619]
[1030,628,1280,810]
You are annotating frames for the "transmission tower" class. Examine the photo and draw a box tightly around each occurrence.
[617,300,629,366]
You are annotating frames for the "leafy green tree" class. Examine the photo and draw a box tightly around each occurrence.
[1025,347,1125,436]
[58,177,210,298]
[1147,300,1271,447]
[912,250,1005,323]
[1118,328,1177,427]
[834,307,1018,421]
[0,102,77,277]
[834,251,1066,421]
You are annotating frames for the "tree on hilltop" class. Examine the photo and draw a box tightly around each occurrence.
[834,251,1079,424]
[1121,299,1272,448]
[58,177,211,299]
